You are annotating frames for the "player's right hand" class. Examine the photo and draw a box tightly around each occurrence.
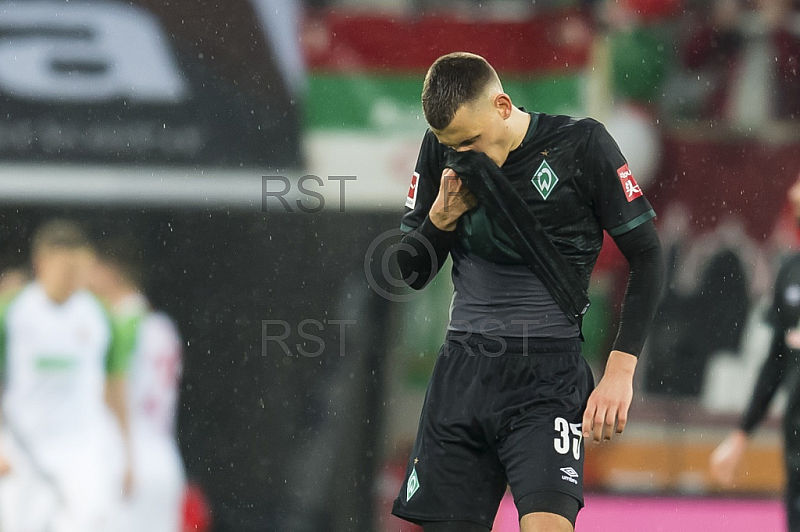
[122,464,134,498]
[429,168,477,232]
[0,452,12,476]
[709,429,747,486]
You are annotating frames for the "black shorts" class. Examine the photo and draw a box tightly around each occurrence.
[392,332,595,528]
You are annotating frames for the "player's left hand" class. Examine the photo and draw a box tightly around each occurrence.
[122,465,134,498]
[709,429,747,486]
[582,350,637,444]
[0,450,11,476]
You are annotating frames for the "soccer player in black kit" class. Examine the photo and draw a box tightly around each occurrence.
[391,52,664,532]
[711,177,800,531]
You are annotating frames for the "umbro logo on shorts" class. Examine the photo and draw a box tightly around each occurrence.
[560,467,579,484]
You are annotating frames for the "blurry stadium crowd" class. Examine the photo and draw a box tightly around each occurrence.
[0,220,206,532]
[309,0,800,129]
[609,0,800,129]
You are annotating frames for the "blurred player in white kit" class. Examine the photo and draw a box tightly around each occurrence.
[0,219,133,532]
[90,237,186,532]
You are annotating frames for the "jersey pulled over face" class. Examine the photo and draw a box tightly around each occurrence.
[404,111,655,286]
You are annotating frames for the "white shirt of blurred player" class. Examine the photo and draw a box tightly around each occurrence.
[0,282,130,532]
[117,294,182,441]
[1,282,114,446]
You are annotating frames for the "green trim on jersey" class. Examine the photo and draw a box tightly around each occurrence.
[107,312,142,375]
[606,209,657,237]
[0,288,24,377]
[95,297,139,376]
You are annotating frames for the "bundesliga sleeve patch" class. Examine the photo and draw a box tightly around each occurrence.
[617,163,642,202]
[405,172,419,209]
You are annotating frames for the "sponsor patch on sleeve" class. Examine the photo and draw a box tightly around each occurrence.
[405,172,419,209]
[617,163,642,202]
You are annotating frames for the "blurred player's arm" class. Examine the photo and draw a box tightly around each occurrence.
[397,169,476,290]
[584,220,664,443]
[105,375,131,493]
[710,330,788,485]
[711,254,796,486]
[397,219,455,290]
[105,316,137,496]
[0,289,20,476]
[740,330,789,434]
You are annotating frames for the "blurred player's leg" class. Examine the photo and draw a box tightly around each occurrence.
[47,430,121,532]
[89,240,186,532]
[119,435,185,532]
[0,431,60,532]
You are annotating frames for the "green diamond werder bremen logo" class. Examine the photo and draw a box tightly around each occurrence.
[531,159,559,200]
[406,466,420,501]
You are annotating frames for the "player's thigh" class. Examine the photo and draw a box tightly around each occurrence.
[392,345,508,526]
[0,461,57,532]
[497,412,586,525]
[517,491,580,531]
[392,429,507,526]
[120,495,183,532]
[51,445,119,532]
[124,445,185,532]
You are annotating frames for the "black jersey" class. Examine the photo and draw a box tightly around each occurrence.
[401,111,656,291]
[741,253,800,435]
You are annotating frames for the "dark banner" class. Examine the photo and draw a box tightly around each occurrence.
[0,0,302,168]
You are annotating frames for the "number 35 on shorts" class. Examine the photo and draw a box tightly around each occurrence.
[553,417,582,460]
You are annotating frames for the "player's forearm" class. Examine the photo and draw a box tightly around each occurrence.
[611,220,664,357]
[396,216,455,290]
[740,331,787,434]
[105,376,132,460]
[605,350,638,378]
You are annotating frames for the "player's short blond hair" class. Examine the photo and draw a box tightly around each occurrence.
[31,219,92,255]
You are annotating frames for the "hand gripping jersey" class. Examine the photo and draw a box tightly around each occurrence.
[402,112,655,284]
[444,148,591,322]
